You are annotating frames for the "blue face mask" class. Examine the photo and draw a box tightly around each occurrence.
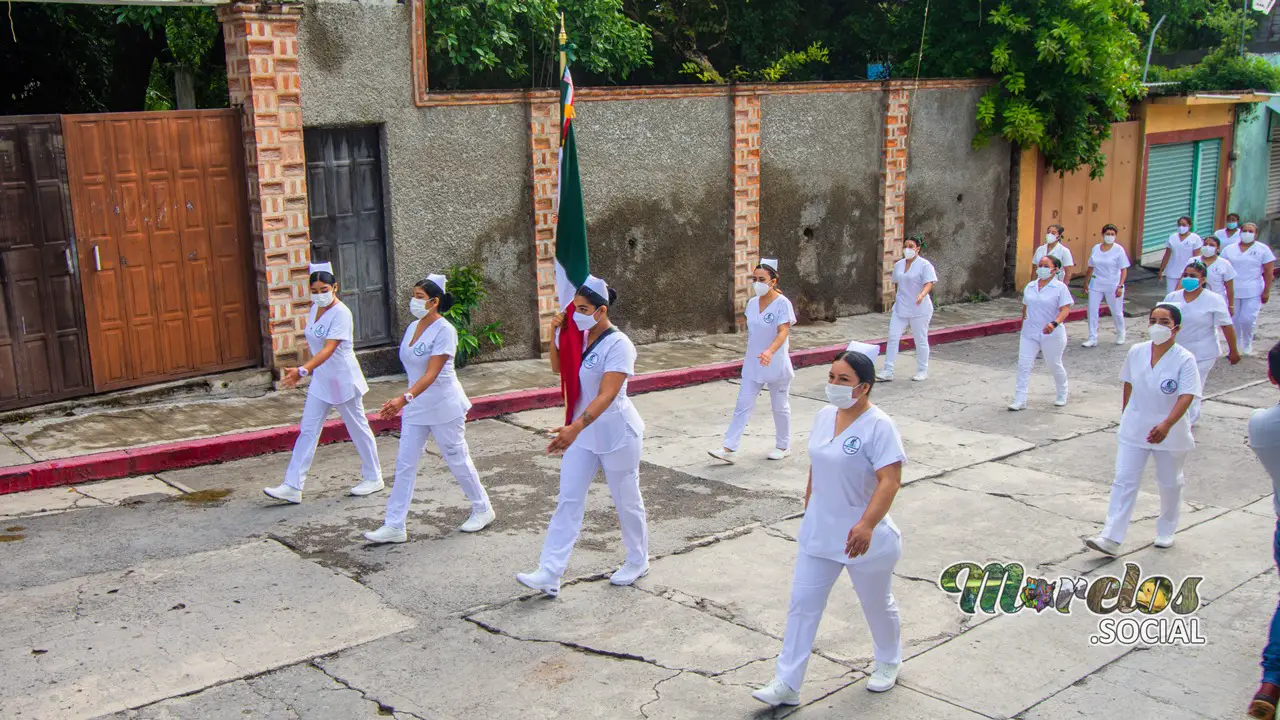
[1181,277,1201,292]
[1227,221,1238,230]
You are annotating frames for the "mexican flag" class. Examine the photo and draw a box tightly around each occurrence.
[555,65,589,424]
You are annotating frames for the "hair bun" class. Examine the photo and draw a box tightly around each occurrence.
[607,287,618,306]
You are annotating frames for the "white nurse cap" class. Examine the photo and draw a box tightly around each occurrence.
[759,258,778,271]
[309,262,334,275]
[426,273,447,293]
[581,274,610,303]
[845,340,880,360]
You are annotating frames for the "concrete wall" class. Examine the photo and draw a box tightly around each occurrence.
[905,87,1012,303]
[759,92,884,322]
[1228,56,1280,244]
[298,1,540,362]
[574,97,735,343]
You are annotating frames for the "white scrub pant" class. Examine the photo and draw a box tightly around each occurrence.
[1100,443,1189,544]
[1166,275,1183,296]
[1189,358,1215,425]
[1087,287,1125,341]
[1235,296,1263,351]
[775,539,903,692]
[538,430,648,577]
[1014,331,1067,404]
[284,393,382,490]
[384,418,490,530]
[723,379,792,451]
[884,310,931,374]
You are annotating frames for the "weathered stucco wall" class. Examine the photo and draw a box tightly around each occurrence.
[759,91,884,321]
[297,1,540,361]
[574,97,735,343]
[904,87,1012,304]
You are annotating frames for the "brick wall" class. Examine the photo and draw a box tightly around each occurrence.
[529,98,561,347]
[880,87,911,310]
[731,93,762,328]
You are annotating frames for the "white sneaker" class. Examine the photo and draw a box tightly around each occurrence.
[876,370,895,381]
[911,371,928,381]
[1242,343,1254,356]
[1082,338,1097,348]
[767,448,790,461]
[1054,393,1068,407]
[1008,401,1026,411]
[1084,536,1121,556]
[1153,535,1175,548]
[708,448,737,464]
[349,478,385,496]
[459,506,496,533]
[264,483,302,504]
[1115,333,1127,345]
[866,662,900,692]
[363,525,407,544]
[516,568,560,597]
[609,561,650,586]
[751,678,800,707]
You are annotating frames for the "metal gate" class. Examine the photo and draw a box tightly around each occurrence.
[1141,139,1221,257]
[63,110,259,392]
[304,126,391,348]
[0,116,94,410]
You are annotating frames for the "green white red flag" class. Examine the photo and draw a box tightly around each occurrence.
[555,65,590,424]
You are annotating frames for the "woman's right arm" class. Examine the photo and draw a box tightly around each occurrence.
[804,467,812,509]
[548,313,564,374]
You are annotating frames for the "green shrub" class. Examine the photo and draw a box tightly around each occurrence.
[443,265,505,368]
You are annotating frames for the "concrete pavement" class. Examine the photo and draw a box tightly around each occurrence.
[0,295,1274,719]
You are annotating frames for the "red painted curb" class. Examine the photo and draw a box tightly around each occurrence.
[0,306,1102,495]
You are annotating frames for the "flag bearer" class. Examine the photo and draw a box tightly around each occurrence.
[878,235,937,382]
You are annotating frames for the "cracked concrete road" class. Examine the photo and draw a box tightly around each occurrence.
[0,311,1277,720]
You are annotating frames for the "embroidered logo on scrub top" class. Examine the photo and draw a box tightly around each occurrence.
[842,437,862,455]
[413,343,428,357]
[763,312,776,324]
[1160,379,1178,395]
[312,325,328,338]
[584,352,600,369]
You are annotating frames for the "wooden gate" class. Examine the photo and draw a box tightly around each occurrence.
[63,110,259,392]
[0,116,94,410]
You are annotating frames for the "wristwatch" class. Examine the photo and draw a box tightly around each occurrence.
[1050,321,1059,328]
[297,367,310,377]
[403,392,414,403]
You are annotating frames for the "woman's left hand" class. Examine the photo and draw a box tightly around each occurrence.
[915,293,926,305]
[845,523,874,558]
[1042,323,1056,335]
[1263,290,1271,304]
[1146,421,1172,445]
[280,368,301,389]
[378,396,407,420]
[1115,286,1124,298]
[1228,349,1242,365]
[547,424,580,454]
[758,349,773,367]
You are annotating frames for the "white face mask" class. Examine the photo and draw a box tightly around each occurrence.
[752,281,771,297]
[1242,232,1256,244]
[573,309,599,331]
[1036,266,1054,280]
[903,248,917,260]
[312,292,334,307]
[1177,224,1190,234]
[409,298,429,319]
[1148,324,1173,345]
[1102,235,1115,245]
[1200,245,1217,258]
[1045,233,1058,244]
[825,383,859,409]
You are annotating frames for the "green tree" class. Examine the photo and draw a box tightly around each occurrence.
[1143,0,1262,54]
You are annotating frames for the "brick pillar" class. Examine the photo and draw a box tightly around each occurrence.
[879,87,910,311]
[529,96,561,351]
[218,2,311,367]
[731,92,762,330]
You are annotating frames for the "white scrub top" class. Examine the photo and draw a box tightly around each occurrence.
[1165,232,1203,272]
[399,318,471,426]
[1087,243,1131,293]
[892,257,938,318]
[1021,278,1074,340]
[742,294,797,384]
[1222,241,1276,299]
[1215,228,1244,246]
[1162,289,1232,363]
[1186,256,1236,297]
[568,330,645,454]
[799,405,906,563]
[1117,342,1202,452]
[1032,242,1074,282]
[304,302,369,405]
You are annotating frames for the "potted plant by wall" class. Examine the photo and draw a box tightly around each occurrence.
[443,264,505,368]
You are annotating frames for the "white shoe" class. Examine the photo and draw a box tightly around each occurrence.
[708,448,737,464]
[911,371,928,381]
[1115,333,1127,345]
[264,483,302,504]
[1082,338,1097,348]
[876,370,895,381]
[609,561,650,586]
[1054,393,1068,407]
[459,506,496,533]
[516,568,560,597]
[751,678,800,707]
[363,525,407,544]
[767,448,790,461]
[1008,401,1026,411]
[1084,536,1121,556]
[866,662,900,692]
[1242,343,1254,356]
[349,478,386,496]
[1153,535,1175,548]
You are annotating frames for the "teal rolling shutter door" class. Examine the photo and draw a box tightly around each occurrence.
[1191,139,1220,236]
[1142,143,1196,255]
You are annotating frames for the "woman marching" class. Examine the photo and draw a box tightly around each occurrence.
[1215,212,1245,247]
[1222,222,1276,356]
[1009,255,1074,411]
[1163,262,1240,426]
[1159,216,1203,295]
[265,263,384,503]
[709,259,796,463]
[1032,224,1074,283]
[752,348,905,707]
[362,274,495,544]
[1085,304,1201,556]
[878,235,937,382]
[1192,234,1237,311]
[517,276,649,597]
[1081,223,1131,348]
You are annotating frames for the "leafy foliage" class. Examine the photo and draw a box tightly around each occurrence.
[1143,0,1262,54]
[443,265,505,368]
